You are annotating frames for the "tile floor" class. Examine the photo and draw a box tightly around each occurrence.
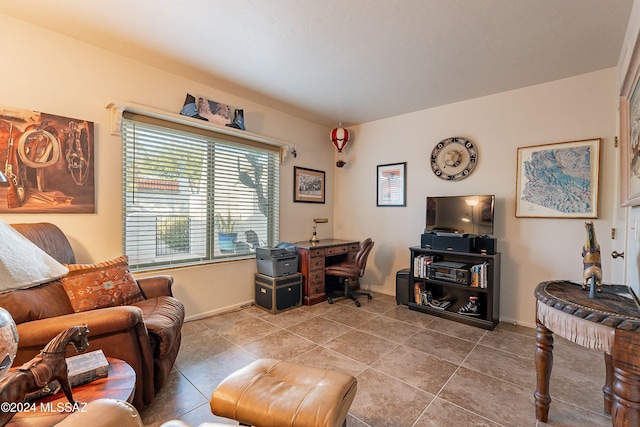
[141,292,612,427]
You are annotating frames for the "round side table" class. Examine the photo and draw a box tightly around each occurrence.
[8,357,135,427]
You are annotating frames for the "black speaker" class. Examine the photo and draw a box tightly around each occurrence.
[474,236,497,255]
[431,235,473,253]
[395,269,411,305]
[421,232,436,248]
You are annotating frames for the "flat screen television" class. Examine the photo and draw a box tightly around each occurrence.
[426,195,495,237]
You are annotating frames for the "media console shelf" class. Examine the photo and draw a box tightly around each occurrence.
[407,246,500,330]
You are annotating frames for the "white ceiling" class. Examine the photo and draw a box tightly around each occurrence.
[0,0,634,127]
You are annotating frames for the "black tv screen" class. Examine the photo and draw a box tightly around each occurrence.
[426,195,495,236]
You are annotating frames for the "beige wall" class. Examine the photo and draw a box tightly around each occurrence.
[337,69,619,328]
[0,14,622,327]
[0,15,335,319]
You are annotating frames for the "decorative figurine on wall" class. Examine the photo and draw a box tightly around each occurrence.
[582,221,602,297]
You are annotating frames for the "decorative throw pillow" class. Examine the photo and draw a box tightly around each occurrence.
[60,255,144,313]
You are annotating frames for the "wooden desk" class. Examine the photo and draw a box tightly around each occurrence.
[8,358,136,427]
[295,239,359,306]
[534,280,640,426]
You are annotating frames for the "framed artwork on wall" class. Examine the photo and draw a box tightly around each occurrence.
[515,138,601,218]
[0,104,95,213]
[620,30,640,206]
[377,162,406,207]
[294,166,325,203]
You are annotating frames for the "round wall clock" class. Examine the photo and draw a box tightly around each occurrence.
[430,137,478,181]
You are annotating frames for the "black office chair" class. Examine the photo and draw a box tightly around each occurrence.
[325,238,374,307]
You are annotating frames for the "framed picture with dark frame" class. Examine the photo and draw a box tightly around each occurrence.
[515,138,601,218]
[377,162,406,207]
[294,166,325,203]
[620,29,640,206]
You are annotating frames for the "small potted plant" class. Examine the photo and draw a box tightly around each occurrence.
[215,210,237,252]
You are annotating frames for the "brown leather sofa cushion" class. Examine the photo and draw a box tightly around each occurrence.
[0,281,73,324]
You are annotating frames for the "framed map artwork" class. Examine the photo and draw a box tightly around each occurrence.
[515,138,601,218]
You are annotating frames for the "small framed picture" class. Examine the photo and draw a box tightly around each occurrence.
[515,138,601,218]
[294,166,325,203]
[377,162,407,207]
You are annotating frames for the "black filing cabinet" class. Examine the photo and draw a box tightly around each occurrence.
[254,272,302,314]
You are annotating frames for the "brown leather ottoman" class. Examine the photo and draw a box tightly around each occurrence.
[210,359,357,427]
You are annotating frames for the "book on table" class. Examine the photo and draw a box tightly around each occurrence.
[26,349,109,400]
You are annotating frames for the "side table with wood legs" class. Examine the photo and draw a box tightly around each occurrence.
[534,280,640,426]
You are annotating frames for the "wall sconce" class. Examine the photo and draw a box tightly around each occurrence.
[310,218,329,243]
[330,124,349,168]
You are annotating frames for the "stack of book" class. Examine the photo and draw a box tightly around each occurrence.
[470,262,489,288]
[414,282,426,304]
[413,254,440,278]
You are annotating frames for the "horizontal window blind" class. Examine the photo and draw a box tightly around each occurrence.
[122,112,279,270]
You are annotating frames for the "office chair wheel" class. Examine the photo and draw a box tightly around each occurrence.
[327,296,334,304]
[367,295,373,300]
[355,300,361,307]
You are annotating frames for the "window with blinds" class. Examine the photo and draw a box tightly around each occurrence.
[121,113,279,270]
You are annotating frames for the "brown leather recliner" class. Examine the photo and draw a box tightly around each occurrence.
[0,222,185,409]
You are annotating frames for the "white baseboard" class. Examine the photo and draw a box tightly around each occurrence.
[184,299,254,322]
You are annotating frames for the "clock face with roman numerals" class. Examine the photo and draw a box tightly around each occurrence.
[430,137,478,181]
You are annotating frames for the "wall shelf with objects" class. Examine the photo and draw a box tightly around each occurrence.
[105,99,295,163]
[407,246,501,330]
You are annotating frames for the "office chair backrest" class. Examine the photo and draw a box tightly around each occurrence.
[355,238,374,277]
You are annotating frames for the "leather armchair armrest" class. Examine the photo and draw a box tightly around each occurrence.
[136,275,174,298]
[16,305,144,348]
[54,399,144,427]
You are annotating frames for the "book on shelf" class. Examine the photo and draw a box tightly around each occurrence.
[470,262,489,288]
[413,254,439,279]
[414,282,425,304]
